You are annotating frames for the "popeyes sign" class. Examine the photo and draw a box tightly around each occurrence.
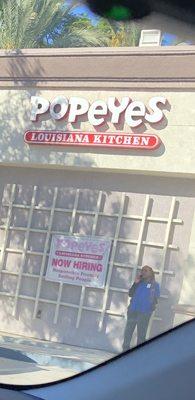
[25,95,167,149]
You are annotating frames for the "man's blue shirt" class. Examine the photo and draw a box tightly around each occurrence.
[129,281,160,314]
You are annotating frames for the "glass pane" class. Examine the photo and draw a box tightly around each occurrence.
[0,0,194,389]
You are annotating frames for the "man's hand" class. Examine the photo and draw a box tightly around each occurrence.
[135,274,142,284]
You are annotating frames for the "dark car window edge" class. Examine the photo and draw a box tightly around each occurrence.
[0,318,194,392]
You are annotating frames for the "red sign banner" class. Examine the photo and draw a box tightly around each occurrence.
[24,131,160,150]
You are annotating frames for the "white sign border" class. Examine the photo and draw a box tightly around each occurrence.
[45,234,112,289]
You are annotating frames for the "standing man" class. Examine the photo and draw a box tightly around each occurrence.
[122,265,160,351]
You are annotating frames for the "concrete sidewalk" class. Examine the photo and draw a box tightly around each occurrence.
[0,332,115,386]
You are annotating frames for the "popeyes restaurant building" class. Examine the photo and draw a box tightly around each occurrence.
[0,46,194,352]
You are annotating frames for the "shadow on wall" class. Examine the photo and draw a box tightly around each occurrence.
[7,49,45,86]
[0,188,128,347]
[1,49,171,161]
[180,254,195,304]
[0,51,95,167]
[0,182,193,353]
[0,88,96,167]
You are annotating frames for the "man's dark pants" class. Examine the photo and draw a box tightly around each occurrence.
[122,310,152,351]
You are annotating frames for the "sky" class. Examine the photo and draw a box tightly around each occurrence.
[71,4,98,21]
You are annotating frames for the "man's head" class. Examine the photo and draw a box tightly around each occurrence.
[141,265,155,281]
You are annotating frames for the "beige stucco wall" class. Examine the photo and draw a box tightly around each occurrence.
[181,213,195,306]
[0,167,194,350]
[174,211,195,325]
[0,49,194,348]
[0,88,195,177]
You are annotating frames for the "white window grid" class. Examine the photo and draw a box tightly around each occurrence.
[0,184,183,333]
